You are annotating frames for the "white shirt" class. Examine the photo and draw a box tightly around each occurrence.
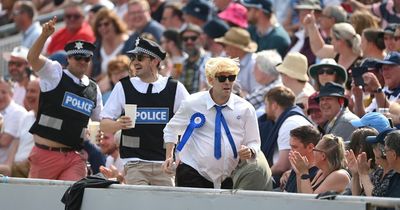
[163,91,261,188]
[272,115,312,165]
[105,155,125,174]
[38,59,103,121]
[365,86,400,113]
[13,83,26,107]
[0,101,27,163]
[101,75,189,120]
[14,111,35,162]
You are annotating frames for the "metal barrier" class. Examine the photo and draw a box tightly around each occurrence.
[0,177,399,210]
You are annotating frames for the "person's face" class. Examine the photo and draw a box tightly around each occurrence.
[280,73,290,85]
[253,64,265,84]
[308,108,325,126]
[99,132,118,155]
[209,72,236,100]
[129,53,156,80]
[246,7,258,25]
[381,64,400,89]
[312,141,326,166]
[0,82,12,111]
[360,33,369,53]
[384,33,396,52]
[264,98,276,121]
[11,4,25,29]
[384,145,397,168]
[97,18,115,38]
[373,146,387,168]
[126,3,148,30]
[161,8,175,28]
[24,80,40,111]
[8,56,28,82]
[223,44,242,59]
[319,96,341,121]
[290,136,311,156]
[317,67,337,86]
[67,55,92,78]
[64,7,84,31]
[161,37,173,54]
[318,9,335,31]
[182,31,201,52]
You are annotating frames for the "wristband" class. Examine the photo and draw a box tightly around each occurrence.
[300,174,310,180]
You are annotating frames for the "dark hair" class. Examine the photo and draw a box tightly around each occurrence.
[163,29,182,50]
[348,127,378,169]
[16,1,36,19]
[363,28,385,50]
[385,130,400,156]
[290,125,321,147]
[164,2,184,21]
[265,86,295,110]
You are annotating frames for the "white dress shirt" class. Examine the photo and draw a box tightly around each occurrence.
[38,59,103,121]
[164,91,261,188]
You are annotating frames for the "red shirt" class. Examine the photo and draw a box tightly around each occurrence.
[46,21,95,55]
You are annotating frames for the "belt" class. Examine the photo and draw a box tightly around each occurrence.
[34,143,75,153]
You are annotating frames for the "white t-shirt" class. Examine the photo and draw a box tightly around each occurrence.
[272,115,312,165]
[0,101,28,163]
[14,111,35,162]
[105,155,125,174]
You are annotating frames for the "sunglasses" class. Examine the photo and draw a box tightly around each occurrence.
[312,148,325,153]
[215,75,236,83]
[65,14,82,20]
[317,69,336,75]
[97,21,111,28]
[182,36,198,42]
[8,61,25,67]
[130,53,151,62]
[73,55,91,62]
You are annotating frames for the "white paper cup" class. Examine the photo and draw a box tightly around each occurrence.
[88,121,100,144]
[125,104,137,128]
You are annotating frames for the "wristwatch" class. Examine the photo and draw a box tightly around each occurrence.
[372,87,383,94]
[300,174,310,180]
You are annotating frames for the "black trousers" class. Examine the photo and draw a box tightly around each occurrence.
[176,162,233,189]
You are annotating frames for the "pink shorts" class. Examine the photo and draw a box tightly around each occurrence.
[28,146,87,181]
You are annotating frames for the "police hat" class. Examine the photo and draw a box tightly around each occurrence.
[127,37,166,61]
[64,40,95,57]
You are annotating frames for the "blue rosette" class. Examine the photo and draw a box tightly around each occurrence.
[176,112,206,151]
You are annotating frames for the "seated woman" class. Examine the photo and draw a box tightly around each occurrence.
[308,58,347,91]
[290,134,350,194]
[347,128,396,196]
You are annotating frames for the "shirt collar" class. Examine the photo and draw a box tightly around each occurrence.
[205,90,235,110]
[64,70,90,86]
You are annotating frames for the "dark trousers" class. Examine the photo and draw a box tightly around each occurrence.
[176,162,233,189]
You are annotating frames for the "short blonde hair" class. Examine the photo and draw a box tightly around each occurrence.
[205,57,240,79]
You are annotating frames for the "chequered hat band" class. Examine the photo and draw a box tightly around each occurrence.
[131,47,162,60]
[66,49,94,57]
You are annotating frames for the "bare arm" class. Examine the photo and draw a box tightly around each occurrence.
[100,116,132,134]
[27,16,57,72]
[303,13,335,58]
[0,133,15,148]
[271,149,291,176]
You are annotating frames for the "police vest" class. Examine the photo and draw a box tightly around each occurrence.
[120,77,177,161]
[30,73,97,150]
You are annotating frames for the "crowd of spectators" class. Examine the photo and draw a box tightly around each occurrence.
[0,0,400,204]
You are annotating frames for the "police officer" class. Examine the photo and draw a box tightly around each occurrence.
[100,37,189,186]
[27,17,103,181]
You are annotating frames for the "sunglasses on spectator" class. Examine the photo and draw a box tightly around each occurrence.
[317,69,336,75]
[182,36,198,42]
[72,55,91,62]
[65,14,82,20]
[8,61,25,67]
[215,75,236,83]
[130,53,152,62]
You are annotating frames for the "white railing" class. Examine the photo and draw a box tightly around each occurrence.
[1,177,400,210]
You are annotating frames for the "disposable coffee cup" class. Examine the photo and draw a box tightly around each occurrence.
[88,121,100,144]
[125,104,137,128]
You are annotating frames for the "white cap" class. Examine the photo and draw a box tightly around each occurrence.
[2,46,29,61]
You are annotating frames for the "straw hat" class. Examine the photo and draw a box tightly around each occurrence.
[214,27,257,53]
[276,52,309,81]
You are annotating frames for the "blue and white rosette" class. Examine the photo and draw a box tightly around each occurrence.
[176,112,206,151]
